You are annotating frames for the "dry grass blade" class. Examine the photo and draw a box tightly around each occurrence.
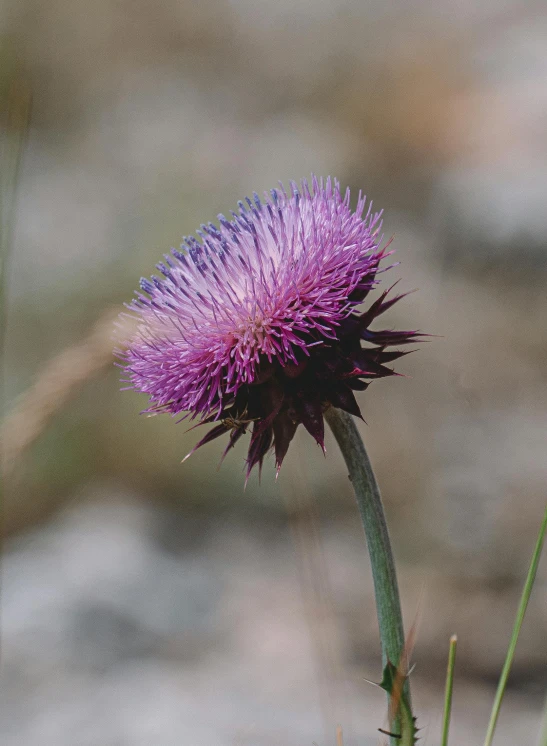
[388,594,421,732]
[1,309,135,476]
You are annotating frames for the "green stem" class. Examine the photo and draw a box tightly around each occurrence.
[483,504,547,746]
[1,65,31,416]
[324,406,412,743]
[441,635,458,746]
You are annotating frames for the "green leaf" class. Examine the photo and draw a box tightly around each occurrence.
[377,661,419,746]
[378,659,399,694]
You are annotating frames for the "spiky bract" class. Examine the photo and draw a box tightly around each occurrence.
[121,176,421,479]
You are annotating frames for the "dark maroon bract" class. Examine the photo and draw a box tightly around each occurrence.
[121,176,421,479]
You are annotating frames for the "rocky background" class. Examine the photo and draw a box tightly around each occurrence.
[2,1,547,744]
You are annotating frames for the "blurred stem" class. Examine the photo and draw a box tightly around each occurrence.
[324,406,411,743]
[441,635,458,746]
[483,504,547,746]
[0,69,31,414]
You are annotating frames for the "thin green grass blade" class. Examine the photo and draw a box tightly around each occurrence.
[441,634,457,746]
[537,692,547,746]
[483,504,547,746]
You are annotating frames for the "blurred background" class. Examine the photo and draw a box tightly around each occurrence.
[2,1,547,744]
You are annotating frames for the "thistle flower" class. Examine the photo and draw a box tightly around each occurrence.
[121,176,421,479]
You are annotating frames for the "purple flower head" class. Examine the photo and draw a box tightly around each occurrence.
[120,176,422,479]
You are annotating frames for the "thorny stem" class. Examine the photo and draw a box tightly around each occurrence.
[325,406,412,743]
